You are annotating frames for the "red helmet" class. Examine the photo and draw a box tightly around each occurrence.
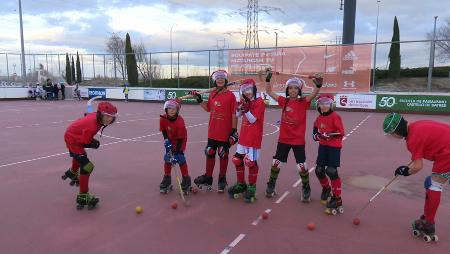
[164,99,181,112]
[316,94,334,113]
[240,79,257,100]
[97,102,118,117]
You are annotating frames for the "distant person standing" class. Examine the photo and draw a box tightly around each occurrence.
[54,83,59,100]
[123,83,129,102]
[60,82,66,100]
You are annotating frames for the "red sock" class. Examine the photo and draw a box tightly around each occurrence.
[79,174,90,193]
[236,165,245,183]
[205,157,215,177]
[164,163,172,176]
[424,189,441,224]
[71,159,79,173]
[319,177,330,188]
[248,164,259,185]
[179,163,189,177]
[330,178,342,197]
[219,157,229,177]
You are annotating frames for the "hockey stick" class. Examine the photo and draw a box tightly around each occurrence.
[177,79,245,101]
[86,96,102,113]
[169,151,190,207]
[355,161,413,217]
[257,68,323,79]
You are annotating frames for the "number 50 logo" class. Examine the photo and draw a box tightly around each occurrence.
[378,96,396,108]
[166,91,177,99]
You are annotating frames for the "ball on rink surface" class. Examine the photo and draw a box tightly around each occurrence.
[262,212,269,220]
[171,202,178,209]
[353,218,361,226]
[192,188,198,194]
[135,206,143,214]
[307,222,316,231]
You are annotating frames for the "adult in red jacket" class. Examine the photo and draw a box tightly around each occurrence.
[384,113,450,242]
[62,102,118,210]
[190,70,238,192]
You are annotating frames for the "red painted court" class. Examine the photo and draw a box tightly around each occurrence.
[0,100,449,254]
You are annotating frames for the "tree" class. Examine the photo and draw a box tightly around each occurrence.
[65,53,72,84]
[76,51,82,83]
[125,33,139,86]
[427,18,450,61]
[388,16,401,79]
[106,32,126,80]
[71,56,76,83]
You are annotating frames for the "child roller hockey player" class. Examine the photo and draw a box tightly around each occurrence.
[228,79,265,203]
[159,99,191,194]
[63,102,118,210]
[312,94,345,215]
[190,70,238,192]
[383,113,450,242]
[264,69,322,202]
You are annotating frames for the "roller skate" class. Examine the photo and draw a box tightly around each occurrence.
[180,176,192,195]
[228,183,247,199]
[320,186,331,205]
[217,175,227,193]
[76,193,99,210]
[61,169,79,186]
[194,174,213,191]
[244,184,257,203]
[160,175,173,194]
[412,216,438,243]
[324,196,344,215]
[301,183,311,203]
[265,179,276,198]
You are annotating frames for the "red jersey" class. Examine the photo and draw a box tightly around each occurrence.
[64,113,102,154]
[206,89,237,142]
[314,112,345,148]
[160,115,187,152]
[238,98,265,148]
[277,96,311,145]
[406,120,450,162]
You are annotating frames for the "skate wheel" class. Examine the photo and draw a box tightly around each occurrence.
[412,229,420,237]
[76,205,84,210]
[423,235,432,243]
[338,207,344,214]
[233,194,240,199]
[206,186,213,191]
[331,209,338,215]
[432,235,438,242]
[251,197,256,203]
[320,200,327,205]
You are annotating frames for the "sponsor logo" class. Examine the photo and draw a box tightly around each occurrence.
[339,96,348,106]
[343,50,358,61]
[342,66,355,75]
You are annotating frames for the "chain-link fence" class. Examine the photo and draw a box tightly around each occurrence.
[0,39,449,92]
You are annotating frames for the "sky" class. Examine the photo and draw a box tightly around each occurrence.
[0,0,449,78]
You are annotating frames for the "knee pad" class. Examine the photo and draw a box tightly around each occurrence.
[218,146,229,159]
[297,162,307,173]
[424,176,443,192]
[272,159,281,169]
[325,166,339,180]
[315,166,326,179]
[244,157,257,168]
[80,161,94,175]
[232,154,244,167]
[204,146,216,158]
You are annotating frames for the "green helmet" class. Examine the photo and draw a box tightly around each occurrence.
[383,112,403,134]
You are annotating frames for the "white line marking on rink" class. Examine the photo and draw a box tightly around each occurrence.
[220,234,246,254]
[275,191,290,204]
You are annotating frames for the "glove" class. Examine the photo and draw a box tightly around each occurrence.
[172,153,186,165]
[228,128,239,146]
[189,90,203,103]
[312,133,321,141]
[320,132,331,140]
[239,101,250,114]
[84,139,100,149]
[265,68,273,82]
[164,139,173,153]
[394,166,411,176]
[312,77,323,88]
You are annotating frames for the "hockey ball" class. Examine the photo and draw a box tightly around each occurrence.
[135,206,143,214]
[262,212,269,220]
[353,218,361,226]
[171,202,178,209]
[307,222,316,231]
[192,188,198,194]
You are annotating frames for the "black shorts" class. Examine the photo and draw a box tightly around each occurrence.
[206,138,230,151]
[316,144,341,167]
[273,142,306,163]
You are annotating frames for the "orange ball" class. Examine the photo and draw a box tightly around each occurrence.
[307,222,316,231]
[171,202,178,209]
[135,206,143,214]
[353,218,361,226]
[262,212,269,220]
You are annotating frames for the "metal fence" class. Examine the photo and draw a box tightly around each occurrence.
[0,39,449,92]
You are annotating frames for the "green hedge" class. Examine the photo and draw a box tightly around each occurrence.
[138,76,210,88]
[375,66,450,79]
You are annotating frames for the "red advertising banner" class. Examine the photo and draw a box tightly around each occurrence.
[228,44,372,93]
